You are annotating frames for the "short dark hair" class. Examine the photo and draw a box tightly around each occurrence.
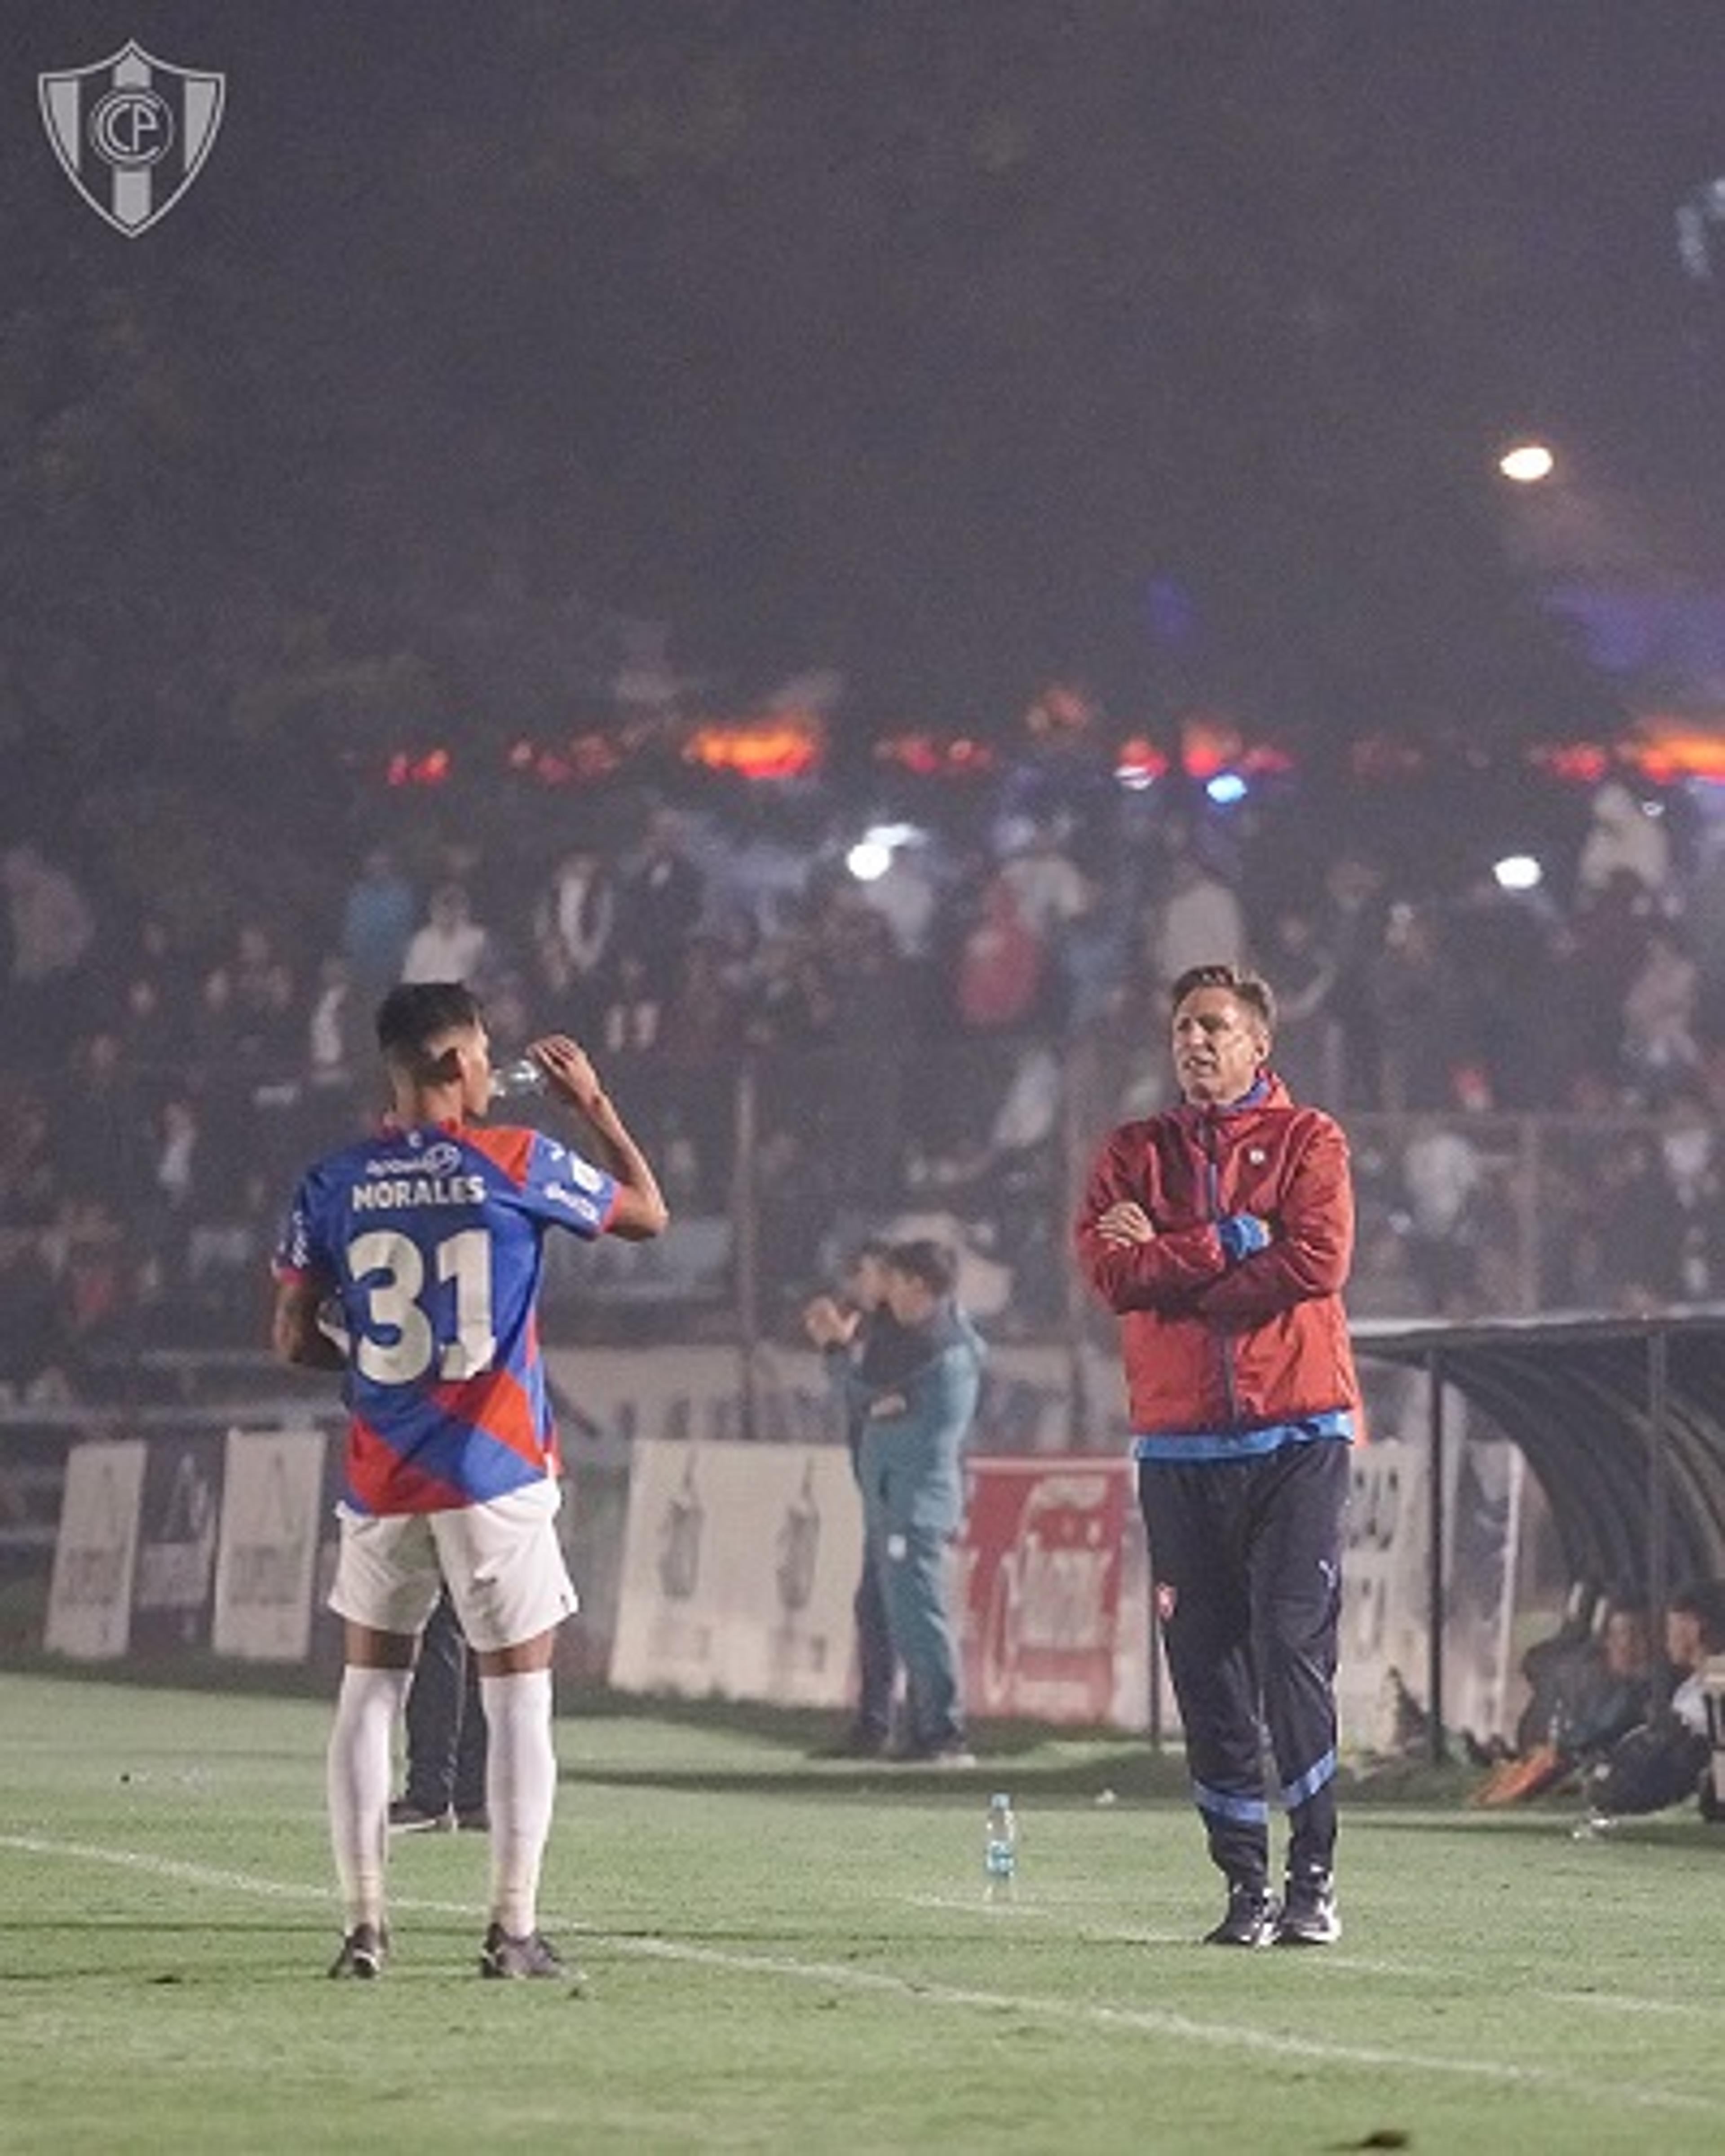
[375,981,483,1082]
[1170,962,1276,1035]
[1668,1578,1725,1652]
[886,1238,958,1299]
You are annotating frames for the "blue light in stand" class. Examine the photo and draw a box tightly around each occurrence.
[1205,771,1248,806]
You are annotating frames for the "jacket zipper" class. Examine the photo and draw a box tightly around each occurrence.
[1199,1113,1241,1428]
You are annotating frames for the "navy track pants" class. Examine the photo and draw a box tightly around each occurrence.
[1137,1437,1348,1886]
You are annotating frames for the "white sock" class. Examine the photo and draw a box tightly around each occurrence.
[480,1669,557,1938]
[327,1666,411,1931]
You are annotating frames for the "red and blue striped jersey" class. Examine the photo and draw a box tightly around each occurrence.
[273,1119,617,1515]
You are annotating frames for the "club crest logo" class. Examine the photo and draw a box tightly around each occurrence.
[39,40,224,237]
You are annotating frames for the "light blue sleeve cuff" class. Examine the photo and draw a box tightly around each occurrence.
[1216,1212,1271,1262]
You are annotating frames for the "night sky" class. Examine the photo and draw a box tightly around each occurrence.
[9,1,1725,782]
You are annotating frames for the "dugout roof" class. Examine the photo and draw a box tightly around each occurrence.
[1355,1310,1725,1607]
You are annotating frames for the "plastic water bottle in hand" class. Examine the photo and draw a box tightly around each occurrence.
[984,1792,1017,1903]
[491,1055,548,1103]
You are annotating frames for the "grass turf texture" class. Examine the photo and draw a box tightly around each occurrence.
[1,1675,1721,2153]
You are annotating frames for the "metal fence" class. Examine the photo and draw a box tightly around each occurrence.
[5,1038,1718,1392]
[574,1041,1721,1351]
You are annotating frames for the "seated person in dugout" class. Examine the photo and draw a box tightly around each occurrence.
[1512,1578,1610,1755]
[1474,1592,1653,1807]
[1583,1578,1725,1824]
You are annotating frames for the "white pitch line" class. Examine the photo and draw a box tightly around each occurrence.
[1540,1990,1723,2020]
[0,1833,1712,2115]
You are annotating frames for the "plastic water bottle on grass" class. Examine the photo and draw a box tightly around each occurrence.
[984,1792,1017,1904]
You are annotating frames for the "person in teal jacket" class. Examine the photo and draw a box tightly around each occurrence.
[839,1238,984,1765]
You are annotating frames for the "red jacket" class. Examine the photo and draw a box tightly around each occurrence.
[1074,1072,1360,1440]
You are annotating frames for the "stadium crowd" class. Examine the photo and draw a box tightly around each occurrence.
[6,738,1725,1398]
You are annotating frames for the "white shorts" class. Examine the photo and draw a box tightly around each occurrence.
[328,1477,579,1652]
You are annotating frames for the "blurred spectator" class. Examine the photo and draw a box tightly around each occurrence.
[147,1092,208,1289]
[995,689,1116,837]
[1576,777,1670,908]
[618,807,703,994]
[827,904,915,1043]
[1532,1141,1600,1309]
[482,971,534,1061]
[659,938,741,1062]
[124,914,198,1026]
[0,1078,58,1226]
[1449,875,1552,1109]
[1262,908,1340,1106]
[52,1195,136,1366]
[597,950,663,1055]
[955,873,1044,1033]
[699,900,763,1003]
[1144,844,1247,998]
[1683,824,1725,1042]
[0,1226,68,1401]
[1369,903,1469,1112]
[53,1034,146,1206]
[696,797,813,946]
[997,819,1087,943]
[183,1168,279,1341]
[824,909,915,1198]
[1588,1135,1678,1311]
[1658,1092,1725,1300]
[230,923,301,1069]
[117,973,176,1068]
[986,1040,1062,1165]
[1570,868,1657,1082]
[1398,1114,1484,1317]
[746,931,836,1050]
[1055,870,1130,1036]
[854,839,940,966]
[306,955,363,1094]
[533,845,617,1029]
[923,1041,1066,1330]
[658,942,741,1207]
[401,883,492,986]
[340,847,417,997]
[1,842,95,1051]
[1521,919,1598,1109]
[1620,924,1701,1106]
[192,964,245,1069]
[1315,853,1389,1108]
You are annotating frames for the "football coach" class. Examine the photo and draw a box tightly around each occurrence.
[1075,962,1360,1948]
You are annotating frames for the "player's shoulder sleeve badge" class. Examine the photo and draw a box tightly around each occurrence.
[539,1136,605,1195]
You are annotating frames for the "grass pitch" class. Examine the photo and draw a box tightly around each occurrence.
[2,1674,1721,2154]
